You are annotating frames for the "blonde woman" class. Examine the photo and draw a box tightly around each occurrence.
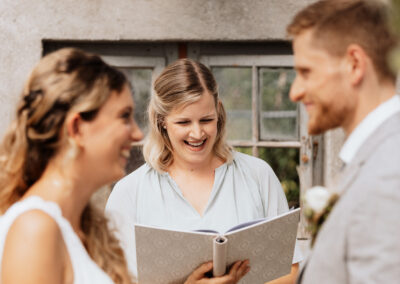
[0,49,240,284]
[106,59,302,283]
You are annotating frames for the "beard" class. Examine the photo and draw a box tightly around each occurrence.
[307,104,344,135]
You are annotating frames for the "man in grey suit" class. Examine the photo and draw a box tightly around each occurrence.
[287,0,400,283]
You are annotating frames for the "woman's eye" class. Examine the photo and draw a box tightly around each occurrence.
[201,118,214,123]
[176,121,189,125]
[121,111,133,122]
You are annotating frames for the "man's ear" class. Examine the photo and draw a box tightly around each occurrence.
[345,44,367,86]
[65,113,84,147]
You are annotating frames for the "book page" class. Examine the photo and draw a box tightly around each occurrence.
[135,225,216,284]
[135,209,300,284]
[224,208,300,283]
[225,218,266,233]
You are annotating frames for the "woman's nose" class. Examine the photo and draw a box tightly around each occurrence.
[189,123,203,139]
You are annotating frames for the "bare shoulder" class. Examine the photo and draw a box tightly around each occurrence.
[2,209,68,284]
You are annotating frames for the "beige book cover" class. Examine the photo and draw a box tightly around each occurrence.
[135,208,300,284]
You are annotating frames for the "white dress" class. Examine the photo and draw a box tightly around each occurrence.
[106,151,303,278]
[0,196,114,284]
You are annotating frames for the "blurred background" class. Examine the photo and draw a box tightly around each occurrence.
[0,0,352,238]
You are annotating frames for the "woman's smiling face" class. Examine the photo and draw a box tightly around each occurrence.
[79,84,143,185]
[164,92,218,168]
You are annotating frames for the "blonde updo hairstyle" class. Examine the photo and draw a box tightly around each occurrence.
[0,48,133,283]
[143,58,232,172]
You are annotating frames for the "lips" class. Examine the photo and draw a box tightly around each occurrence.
[183,139,207,151]
[184,139,206,147]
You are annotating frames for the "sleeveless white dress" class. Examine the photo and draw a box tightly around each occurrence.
[0,196,114,284]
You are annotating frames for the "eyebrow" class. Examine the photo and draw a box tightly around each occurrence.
[118,105,134,114]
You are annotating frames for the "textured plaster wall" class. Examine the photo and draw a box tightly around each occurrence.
[0,0,315,131]
[0,0,346,184]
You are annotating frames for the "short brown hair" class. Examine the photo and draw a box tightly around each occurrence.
[143,58,232,172]
[287,0,397,83]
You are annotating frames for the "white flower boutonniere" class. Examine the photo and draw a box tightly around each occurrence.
[304,186,339,246]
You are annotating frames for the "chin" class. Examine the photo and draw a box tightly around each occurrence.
[308,126,324,135]
[308,118,341,135]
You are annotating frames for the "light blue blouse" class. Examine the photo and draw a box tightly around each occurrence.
[106,151,303,278]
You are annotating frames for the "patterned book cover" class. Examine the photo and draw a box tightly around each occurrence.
[135,208,300,284]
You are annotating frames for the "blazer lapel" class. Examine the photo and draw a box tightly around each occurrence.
[335,159,363,195]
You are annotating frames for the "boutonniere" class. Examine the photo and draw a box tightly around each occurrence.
[303,186,339,246]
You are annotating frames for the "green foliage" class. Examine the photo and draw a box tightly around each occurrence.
[235,147,300,208]
[234,147,252,156]
[259,147,299,208]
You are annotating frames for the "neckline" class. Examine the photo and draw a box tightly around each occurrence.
[16,195,62,215]
[5,196,114,282]
[164,161,229,217]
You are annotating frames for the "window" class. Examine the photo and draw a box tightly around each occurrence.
[43,41,323,237]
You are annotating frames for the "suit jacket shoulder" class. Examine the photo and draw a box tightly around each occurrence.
[301,112,400,284]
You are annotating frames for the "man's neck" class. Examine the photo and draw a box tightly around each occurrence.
[343,80,396,136]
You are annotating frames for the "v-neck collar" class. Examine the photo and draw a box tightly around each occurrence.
[164,162,229,217]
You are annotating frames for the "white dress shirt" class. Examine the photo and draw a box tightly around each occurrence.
[339,95,400,164]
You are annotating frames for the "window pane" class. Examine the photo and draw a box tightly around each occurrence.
[258,147,300,208]
[119,68,152,135]
[212,67,252,140]
[259,68,298,141]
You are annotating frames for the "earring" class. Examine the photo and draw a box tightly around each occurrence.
[163,125,167,129]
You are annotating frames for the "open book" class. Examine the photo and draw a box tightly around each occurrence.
[135,208,300,284]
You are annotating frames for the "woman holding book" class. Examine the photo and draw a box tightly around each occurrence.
[0,49,246,284]
[106,58,302,283]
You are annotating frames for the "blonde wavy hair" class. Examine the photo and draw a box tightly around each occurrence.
[143,58,232,172]
[0,48,132,283]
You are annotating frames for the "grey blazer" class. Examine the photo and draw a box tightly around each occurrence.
[299,112,400,284]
